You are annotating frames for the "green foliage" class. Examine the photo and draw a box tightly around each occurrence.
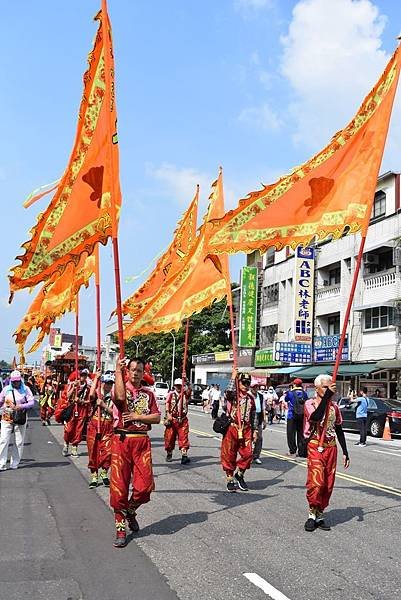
[0,360,11,371]
[124,295,233,382]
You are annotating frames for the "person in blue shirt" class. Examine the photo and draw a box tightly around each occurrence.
[286,378,308,457]
[355,387,369,447]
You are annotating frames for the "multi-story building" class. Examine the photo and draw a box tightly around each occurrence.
[254,171,401,398]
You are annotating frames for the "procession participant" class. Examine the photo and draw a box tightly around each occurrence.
[286,378,308,457]
[110,356,160,548]
[164,378,191,464]
[220,371,258,492]
[86,372,114,489]
[250,380,266,465]
[62,369,91,458]
[0,370,34,470]
[304,374,350,532]
[39,375,56,426]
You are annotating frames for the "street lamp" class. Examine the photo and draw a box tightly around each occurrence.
[170,332,176,389]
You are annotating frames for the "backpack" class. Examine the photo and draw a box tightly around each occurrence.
[291,389,307,416]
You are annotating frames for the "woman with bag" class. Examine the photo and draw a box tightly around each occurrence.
[0,370,34,470]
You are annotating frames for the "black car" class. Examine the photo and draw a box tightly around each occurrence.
[190,384,207,405]
[337,396,401,437]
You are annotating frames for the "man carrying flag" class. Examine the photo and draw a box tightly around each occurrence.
[110,357,160,548]
[86,372,114,489]
[164,378,191,465]
[62,370,92,458]
[221,371,258,492]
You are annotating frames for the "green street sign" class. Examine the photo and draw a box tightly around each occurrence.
[255,348,279,367]
[239,266,258,347]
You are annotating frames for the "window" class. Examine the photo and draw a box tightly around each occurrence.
[371,190,386,220]
[260,324,278,346]
[328,267,340,286]
[263,283,279,307]
[345,258,351,273]
[328,314,340,335]
[265,248,275,267]
[364,306,394,330]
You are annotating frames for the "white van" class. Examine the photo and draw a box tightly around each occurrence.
[154,381,169,402]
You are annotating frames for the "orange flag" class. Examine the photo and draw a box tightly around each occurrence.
[14,254,95,358]
[124,170,230,337]
[206,47,401,255]
[122,186,199,319]
[9,3,121,295]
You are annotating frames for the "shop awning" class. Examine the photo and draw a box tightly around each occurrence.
[374,359,401,370]
[294,363,379,379]
[266,366,304,375]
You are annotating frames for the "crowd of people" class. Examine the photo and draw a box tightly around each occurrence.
[0,360,354,545]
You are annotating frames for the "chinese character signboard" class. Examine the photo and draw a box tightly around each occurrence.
[293,246,315,343]
[274,341,312,363]
[255,348,280,368]
[239,266,258,347]
[314,335,349,362]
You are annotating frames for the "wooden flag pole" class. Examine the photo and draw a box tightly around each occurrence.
[227,284,243,439]
[179,319,190,419]
[74,292,80,414]
[95,245,102,436]
[317,235,367,452]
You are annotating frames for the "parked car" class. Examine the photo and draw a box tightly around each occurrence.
[154,381,169,402]
[190,384,207,405]
[337,396,401,437]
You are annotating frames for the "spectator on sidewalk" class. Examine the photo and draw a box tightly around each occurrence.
[251,381,266,464]
[265,386,278,424]
[355,387,369,447]
[286,378,308,457]
[0,370,34,470]
[202,385,211,413]
[210,384,222,419]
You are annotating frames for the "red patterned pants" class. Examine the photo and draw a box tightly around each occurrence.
[63,405,88,446]
[110,434,154,512]
[40,404,54,422]
[220,424,253,476]
[306,440,338,512]
[164,417,190,452]
[86,418,113,472]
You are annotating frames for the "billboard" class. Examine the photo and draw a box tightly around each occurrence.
[293,246,315,343]
[239,266,258,347]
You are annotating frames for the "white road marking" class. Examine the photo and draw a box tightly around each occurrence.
[244,573,291,600]
[373,449,401,457]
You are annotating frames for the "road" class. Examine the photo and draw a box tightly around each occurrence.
[1,404,401,600]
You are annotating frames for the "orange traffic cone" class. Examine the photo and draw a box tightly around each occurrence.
[382,416,392,441]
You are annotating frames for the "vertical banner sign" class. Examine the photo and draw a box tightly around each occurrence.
[239,266,258,347]
[293,247,315,343]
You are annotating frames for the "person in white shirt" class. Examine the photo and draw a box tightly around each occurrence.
[202,386,211,412]
[210,384,222,419]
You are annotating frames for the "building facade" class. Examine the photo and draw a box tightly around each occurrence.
[253,171,401,398]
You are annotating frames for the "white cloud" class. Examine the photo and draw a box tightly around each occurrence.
[147,163,211,206]
[238,102,282,131]
[280,0,391,148]
[235,0,272,11]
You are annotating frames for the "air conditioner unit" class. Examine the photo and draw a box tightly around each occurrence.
[322,280,330,287]
[364,254,379,265]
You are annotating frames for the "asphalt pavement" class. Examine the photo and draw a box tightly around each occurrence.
[1,404,401,600]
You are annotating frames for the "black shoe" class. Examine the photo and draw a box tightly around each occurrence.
[42,421,46,426]
[234,472,249,491]
[315,519,331,531]
[47,419,51,426]
[166,452,173,462]
[127,512,140,533]
[304,518,317,532]
[181,455,190,465]
[226,479,236,492]
[113,532,127,548]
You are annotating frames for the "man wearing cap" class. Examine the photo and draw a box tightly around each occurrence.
[164,378,191,464]
[286,378,308,457]
[220,371,258,492]
[62,369,92,458]
[86,372,114,489]
[0,370,34,470]
[110,356,161,548]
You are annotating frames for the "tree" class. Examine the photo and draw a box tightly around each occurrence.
[0,360,11,371]
[124,290,236,382]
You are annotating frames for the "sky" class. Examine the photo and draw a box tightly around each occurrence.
[1,0,401,363]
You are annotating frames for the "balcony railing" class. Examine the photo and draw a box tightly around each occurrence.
[364,270,397,290]
[316,285,341,300]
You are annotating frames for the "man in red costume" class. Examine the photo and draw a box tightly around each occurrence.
[164,378,191,465]
[110,356,160,548]
[220,371,258,492]
[62,369,91,458]
[86,372,114,489]
[304,373,350,532]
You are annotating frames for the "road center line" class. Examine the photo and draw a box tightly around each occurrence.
[243,573,291,600]
[373,449,401,457]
